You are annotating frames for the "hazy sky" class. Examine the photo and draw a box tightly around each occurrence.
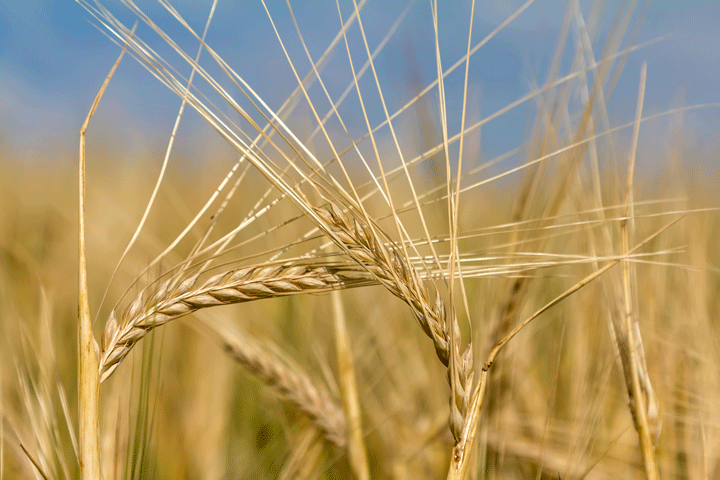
[2,0,718,170]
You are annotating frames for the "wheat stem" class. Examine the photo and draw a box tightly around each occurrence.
[331,291,369,479]
[77,27,135,478]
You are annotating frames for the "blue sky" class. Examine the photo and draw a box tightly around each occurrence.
[1,0,718,172]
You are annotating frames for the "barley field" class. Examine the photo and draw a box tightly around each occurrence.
[1,1,719,479]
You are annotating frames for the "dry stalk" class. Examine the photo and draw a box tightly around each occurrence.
[278,427,326,480]
[615,217,660,480]
[314,204,473,442]
[99,264,361,382]
[78,26,136,479]
[616,61,659,480]
[331,290,369,479]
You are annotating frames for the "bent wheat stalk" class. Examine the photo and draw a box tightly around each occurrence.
[88,0,476,447]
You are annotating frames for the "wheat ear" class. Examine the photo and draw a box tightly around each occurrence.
[314,204,473,440]
[211,323,348,448]
[99,264,360,382]
[316,205,449,360]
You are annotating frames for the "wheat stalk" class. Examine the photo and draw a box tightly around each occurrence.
[99,264,364,382]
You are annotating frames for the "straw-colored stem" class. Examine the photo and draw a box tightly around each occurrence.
[619,61,659,480]
[77,28,134,479]
[331,290,369,480]
[78,138,100,479]
[620,218,659,480]
[278,427,325,480]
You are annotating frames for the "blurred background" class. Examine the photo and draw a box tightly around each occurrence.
[2,0,719,172]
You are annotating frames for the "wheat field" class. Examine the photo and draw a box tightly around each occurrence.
[1,0,719,479]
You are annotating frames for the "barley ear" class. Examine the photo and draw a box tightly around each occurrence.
[316,205,473,442]
[99,264,360,382]
[204,320,348,448]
